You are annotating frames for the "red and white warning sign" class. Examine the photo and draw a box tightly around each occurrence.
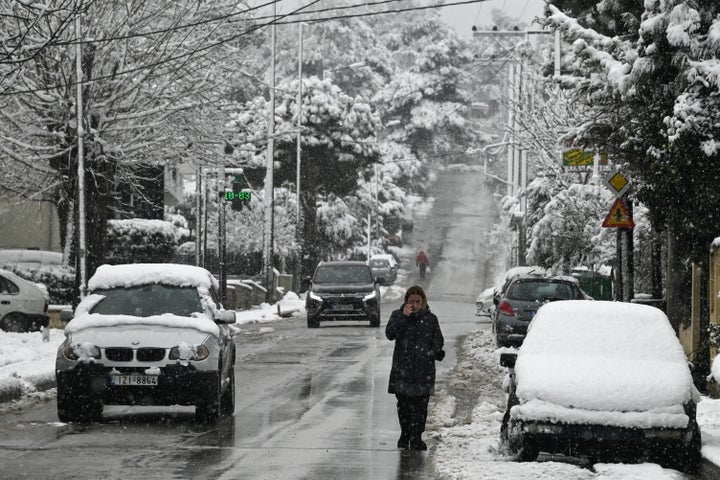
[602,198,635,228]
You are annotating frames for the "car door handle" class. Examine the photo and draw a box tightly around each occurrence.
[0,300,9,305]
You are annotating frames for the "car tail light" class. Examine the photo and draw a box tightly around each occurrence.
[498,300,516,317]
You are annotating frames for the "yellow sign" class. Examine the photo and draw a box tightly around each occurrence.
[604,170,631,198]
[602,198,635,228]
[562,148,608,167]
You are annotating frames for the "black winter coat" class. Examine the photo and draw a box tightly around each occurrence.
[386,304,444,396]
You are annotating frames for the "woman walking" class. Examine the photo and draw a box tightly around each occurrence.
[386,285,445,450]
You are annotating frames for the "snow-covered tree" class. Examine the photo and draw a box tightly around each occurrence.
[228,76,381,276]
[0,0,261,288]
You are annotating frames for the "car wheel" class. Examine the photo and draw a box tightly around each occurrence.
[57,380,102,422]
[220,366,235,416]
[1,313,25,333]
[369,315,380,328]
[515,437,539,462]
[307,317,320,328]
[196,395,221,423]
[671,422,702,473]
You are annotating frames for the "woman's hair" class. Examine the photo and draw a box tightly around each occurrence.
[404,285,428,309]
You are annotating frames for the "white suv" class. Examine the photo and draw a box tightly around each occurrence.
[55,263,236,422]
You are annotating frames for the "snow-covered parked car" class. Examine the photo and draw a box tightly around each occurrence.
[475,287,495,317]
[500,300,701,472]
[0,268,49,332]
[55,263,237,423]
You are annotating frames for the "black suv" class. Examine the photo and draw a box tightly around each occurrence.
[305,261,383,328]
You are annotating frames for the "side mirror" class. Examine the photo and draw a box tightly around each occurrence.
[301,276,312,291]
[60,309,74,322]
[500,352,517,368]
[215,310,236,324]
[376,277,386,286]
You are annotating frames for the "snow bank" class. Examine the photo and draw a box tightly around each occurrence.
[515,301,697,416]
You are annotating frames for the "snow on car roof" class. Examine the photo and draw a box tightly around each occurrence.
[516,300,697,415]
[88,263,218,291]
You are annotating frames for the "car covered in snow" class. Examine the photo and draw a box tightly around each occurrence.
[500,300,701,472]
[55,263,236,422]
[0,268,49,332]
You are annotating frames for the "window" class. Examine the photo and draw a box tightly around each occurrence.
[0,276,19,295]
[90,284,203,317]
[314,265,373,284]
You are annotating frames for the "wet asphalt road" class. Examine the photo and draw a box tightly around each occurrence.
[0,171,496,480]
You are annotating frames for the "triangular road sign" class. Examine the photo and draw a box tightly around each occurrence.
[602,198,635,228]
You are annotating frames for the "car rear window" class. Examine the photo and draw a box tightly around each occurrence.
[314,265,374,284]
[507,281,579,301]
[369,259,389,268]
[90,284,203,317]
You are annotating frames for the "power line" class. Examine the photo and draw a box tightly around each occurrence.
[0,0,323,97]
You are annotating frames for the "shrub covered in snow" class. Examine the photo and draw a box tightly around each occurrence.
[0,263,75,305]
[105,219,180,265]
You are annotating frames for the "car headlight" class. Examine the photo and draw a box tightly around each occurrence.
[169,344,210,361]
[309,291,323,302]
[63,342,101,361]
[363,291,377,301]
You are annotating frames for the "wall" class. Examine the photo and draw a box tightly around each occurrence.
[0,199,61,251]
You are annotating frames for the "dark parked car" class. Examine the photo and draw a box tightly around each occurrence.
[500,300,701,472]
[305,261,382,328]
[55,263,236,422]
[493,275,585,347]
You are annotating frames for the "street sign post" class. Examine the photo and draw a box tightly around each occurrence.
[602,198,635,228]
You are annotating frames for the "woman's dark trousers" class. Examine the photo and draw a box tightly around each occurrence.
[396,394,429,445]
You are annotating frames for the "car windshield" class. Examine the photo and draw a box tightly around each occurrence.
[369,259,389,268]
[314,265,373,284]
[90,284,204,317]
[507,281,578,302]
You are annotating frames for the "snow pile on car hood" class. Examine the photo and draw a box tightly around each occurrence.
[515,301,699,417]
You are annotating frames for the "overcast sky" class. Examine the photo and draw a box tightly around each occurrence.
[439,0,546,38]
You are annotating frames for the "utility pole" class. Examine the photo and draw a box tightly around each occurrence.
[74,4,87,299]
[195,165,202,266]
[295,22,305,292]
[218,162,226,303]
[473,28,557,268]
[263,2,277,303]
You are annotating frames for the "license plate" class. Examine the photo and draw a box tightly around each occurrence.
[111,375,158,386]
[334,304,353,310]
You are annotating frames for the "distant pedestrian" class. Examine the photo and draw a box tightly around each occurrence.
[416,250,429,279]
[386,285,445,451]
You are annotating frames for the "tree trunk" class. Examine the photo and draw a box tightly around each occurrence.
[666,224,691,333]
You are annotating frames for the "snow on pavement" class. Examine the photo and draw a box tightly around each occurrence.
[430,328,710,479]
